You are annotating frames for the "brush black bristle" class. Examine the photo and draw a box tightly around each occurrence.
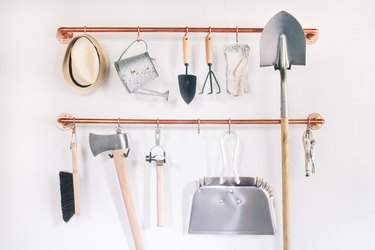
[59,171,75,222]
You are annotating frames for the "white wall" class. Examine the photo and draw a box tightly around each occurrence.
[1,0,374,249]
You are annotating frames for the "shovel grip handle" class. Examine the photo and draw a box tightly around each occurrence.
[183,35,189,65]
[281,118,290,250]
[113,150,144,250]
[156,165,166,226]
[205,35,213,65]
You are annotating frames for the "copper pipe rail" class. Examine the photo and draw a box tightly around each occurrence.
[56,26,319,44]
[57,113,325,131]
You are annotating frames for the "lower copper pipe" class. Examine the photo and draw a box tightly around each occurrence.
[57,116,325,130]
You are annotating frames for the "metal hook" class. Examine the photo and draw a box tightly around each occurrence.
[137,26,140,42]
[228,118,231,134]
[307,114,313,131]
[235,27,239,45]
[197,118,201,135]
[185,26,188,36]
[116,117,122,133]
[70,117,77,145]
[156,118,160,128]
[83,26,87,34]
[207,26,211,37]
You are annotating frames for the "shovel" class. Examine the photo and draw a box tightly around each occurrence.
[178,34,197,104]
[89,127,144,250]
[260,11,306,250]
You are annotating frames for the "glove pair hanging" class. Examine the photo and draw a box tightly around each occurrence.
[224,44,250,97]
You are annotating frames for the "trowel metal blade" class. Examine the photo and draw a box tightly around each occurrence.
[178,74,197,104]
[89,132,129,156]
[260,11,306,67]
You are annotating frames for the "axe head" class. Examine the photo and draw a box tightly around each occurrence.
[89,132,129,156]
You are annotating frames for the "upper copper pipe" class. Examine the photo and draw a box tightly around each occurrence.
[56,26,319,44]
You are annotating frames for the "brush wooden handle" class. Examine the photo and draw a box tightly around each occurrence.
[71,142,80,215]
[205,35,213,65]
[156,165,165,226]
[113,149,144,250]
[183,35,189,65]
[281,118,290,250]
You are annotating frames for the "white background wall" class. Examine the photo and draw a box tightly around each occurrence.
[1,0,374,249]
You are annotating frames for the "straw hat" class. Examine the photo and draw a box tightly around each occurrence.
[62,34,107,94]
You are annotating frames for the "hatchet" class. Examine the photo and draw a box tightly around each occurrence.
[89,129,144,250]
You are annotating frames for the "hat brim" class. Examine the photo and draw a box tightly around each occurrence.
[62,34,107,94]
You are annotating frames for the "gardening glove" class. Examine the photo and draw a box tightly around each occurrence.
[224,44,250,96]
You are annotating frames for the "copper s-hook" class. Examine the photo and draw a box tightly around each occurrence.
[197,118,201,135]
[137,26,140,42]
[235,27,239,45]
[228,118,231,134]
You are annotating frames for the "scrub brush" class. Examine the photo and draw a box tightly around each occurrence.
[59,126,80,222]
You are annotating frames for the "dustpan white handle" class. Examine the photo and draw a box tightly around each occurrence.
[220,131,240,184]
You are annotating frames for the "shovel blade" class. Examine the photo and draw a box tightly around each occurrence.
[178,74,197,104]
[260,11,306,67]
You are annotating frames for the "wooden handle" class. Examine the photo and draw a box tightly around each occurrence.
[156,165,166,227]
[183,35,189,65]
[281,118,290,250]
[71,143,80,215]
[205,35,213,65]
[113,150,144,250]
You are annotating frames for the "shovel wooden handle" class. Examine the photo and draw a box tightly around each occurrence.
[205,35,213,65]
[281,118,290,250]
[183,35,189,65]
[71,142,80,215]
[113,149,144,250]
[156,165,166,226]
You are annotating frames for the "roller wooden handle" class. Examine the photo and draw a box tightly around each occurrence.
[281,118,290,250]
[156,165,166,227]
[113,150,144,250]
[205,35,213,65]
[183,35,189,65]
[71,143,80,215]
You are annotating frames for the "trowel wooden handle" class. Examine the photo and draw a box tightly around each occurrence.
[156,165,166,226]
[113,150,144,250]
[205,35,213,65]
[71,143,80,215]
[183,35,189,65]
[281,118,290,250]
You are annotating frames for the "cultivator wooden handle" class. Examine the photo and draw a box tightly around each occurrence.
[205,35,213,65]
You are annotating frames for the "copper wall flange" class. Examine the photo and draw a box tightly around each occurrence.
[57,113,75,130]
[308,113,324,130]
[305,30,319,45]
[56,28,74,44]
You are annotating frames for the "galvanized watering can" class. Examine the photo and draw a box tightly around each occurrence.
[114,39,169,100]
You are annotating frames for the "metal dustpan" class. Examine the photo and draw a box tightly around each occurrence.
[188,131,276,235]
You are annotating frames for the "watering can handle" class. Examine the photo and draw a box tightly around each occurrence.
[117,39,149,61]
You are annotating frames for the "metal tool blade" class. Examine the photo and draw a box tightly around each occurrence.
[89,132,129,156]
[260,11,306,68]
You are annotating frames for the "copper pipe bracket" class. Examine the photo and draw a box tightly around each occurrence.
[305,29,319,45]
[56,28,74,44]
[57,113,74,130]
[308,113,324,130]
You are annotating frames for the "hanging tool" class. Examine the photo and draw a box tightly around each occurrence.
[302,124,316,177]
[89,125,144,250]
[200,31,221,94]
[260,11,306,250]
[145,125,167,226]
[178,29,197,104]
[189,129,276,235]
[59,122,80,222]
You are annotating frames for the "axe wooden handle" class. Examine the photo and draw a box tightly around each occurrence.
[281,118,290,250]
[113,149,144,250]
[156,165,165,227]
